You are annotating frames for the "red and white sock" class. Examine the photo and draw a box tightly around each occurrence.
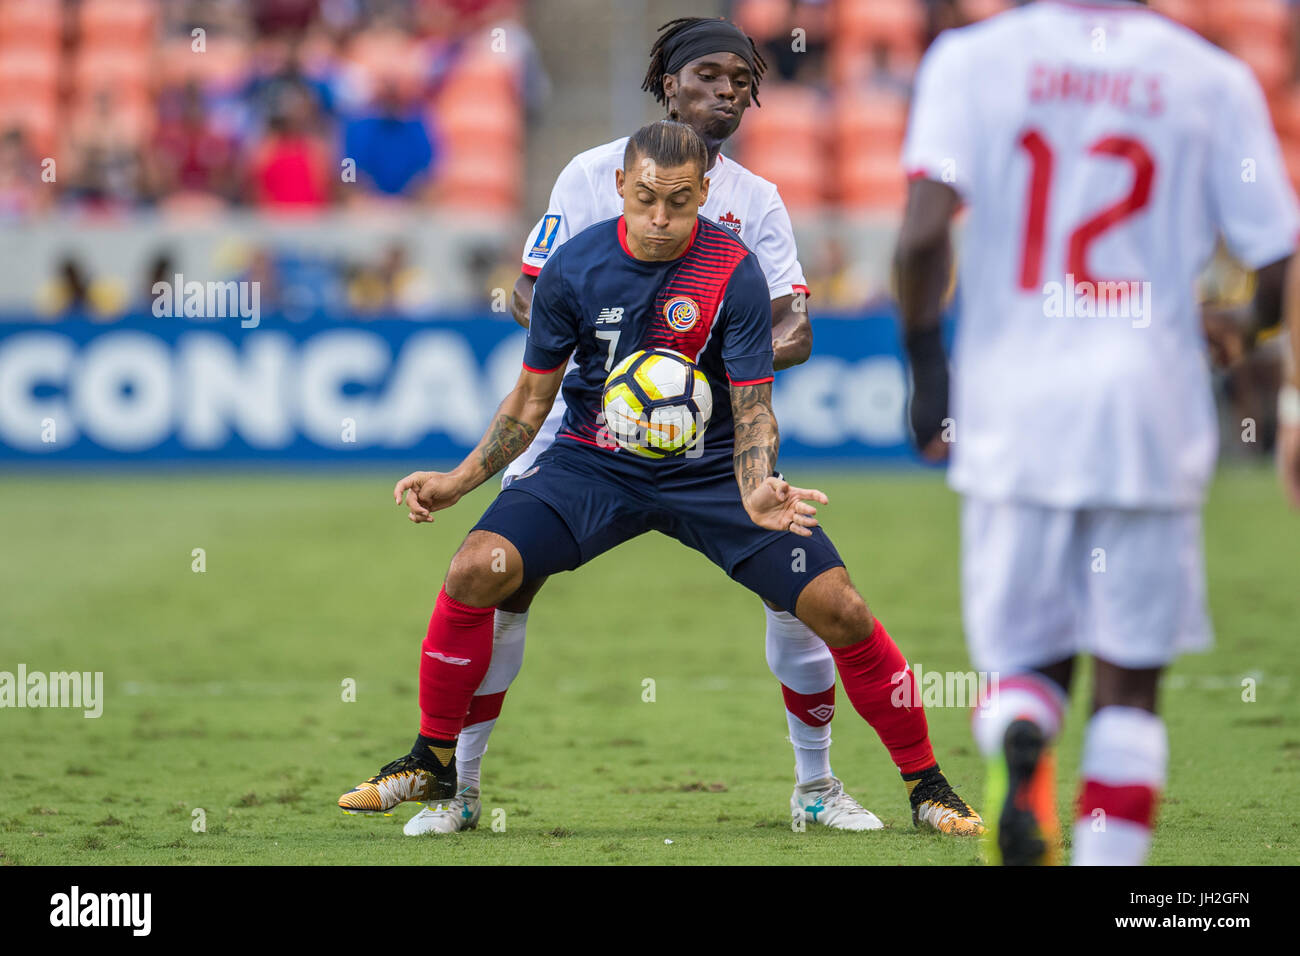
[418,586,495,741]
[455,609,529,790]
[765,606,836,784]
[828,617,936,775]
[1073,706,1167,866]
[971,670,1067,758]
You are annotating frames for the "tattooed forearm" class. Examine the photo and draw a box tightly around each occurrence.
[731,382,778,501]
[479,413,537,477]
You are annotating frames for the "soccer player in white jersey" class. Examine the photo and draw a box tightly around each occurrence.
[405,17,983,838]
[896,0,1297,865]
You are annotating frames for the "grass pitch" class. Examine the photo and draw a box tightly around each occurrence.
[0,467,1295,865]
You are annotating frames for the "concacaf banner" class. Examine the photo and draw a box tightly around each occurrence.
[0,312,918,464]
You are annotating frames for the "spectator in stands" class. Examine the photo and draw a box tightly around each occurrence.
[243,35,337,133]
[0,128,51,222]
[341,81,437,199]
[150,81,240,203]
[247,86,333,209]
[61,88,147,211]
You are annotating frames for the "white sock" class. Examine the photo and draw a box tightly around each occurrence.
[764,605,836,784]
[764,605,836,693]
[971,670,1067,757]
[453,609,528,794]
[1073,706,1167,866]
[787,712,833,785]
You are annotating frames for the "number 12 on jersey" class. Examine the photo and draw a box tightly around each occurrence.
[1017,129,1155,290]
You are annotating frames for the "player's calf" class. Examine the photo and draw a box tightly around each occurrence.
[794,567,984,835]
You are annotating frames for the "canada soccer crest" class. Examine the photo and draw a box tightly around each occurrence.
[663,296,700,332]
[718,211,742,235]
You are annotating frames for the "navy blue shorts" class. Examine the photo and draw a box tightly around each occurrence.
[472,440,844,612]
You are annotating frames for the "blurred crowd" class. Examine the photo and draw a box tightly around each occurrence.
[0,0,541,217]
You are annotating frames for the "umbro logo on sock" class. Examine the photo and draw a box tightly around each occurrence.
[425,652,471,666]
[807,704,835,722]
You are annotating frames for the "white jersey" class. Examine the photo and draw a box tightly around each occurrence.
[506,137,807,485]
[521,136,807,299]
[902,0,1299,509]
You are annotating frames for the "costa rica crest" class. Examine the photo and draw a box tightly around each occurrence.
[663,295,700,333]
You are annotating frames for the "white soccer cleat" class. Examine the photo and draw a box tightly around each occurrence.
[403,788,482,835]
[791,776,884,831]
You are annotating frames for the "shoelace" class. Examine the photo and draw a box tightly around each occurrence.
[367,754,426,784]
[921,779,974,818]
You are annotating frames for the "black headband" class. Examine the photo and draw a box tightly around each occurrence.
[662,19,756,77]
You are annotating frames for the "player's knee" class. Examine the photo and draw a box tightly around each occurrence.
[445,532,522,607]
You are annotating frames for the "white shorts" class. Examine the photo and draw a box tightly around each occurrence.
[502,396,564,488]
[961,497,1213,673]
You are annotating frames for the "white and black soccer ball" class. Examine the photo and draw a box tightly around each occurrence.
[601,349,713,457]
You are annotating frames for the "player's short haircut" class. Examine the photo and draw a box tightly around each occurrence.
[642,17,767,108]
[623,120,709,183]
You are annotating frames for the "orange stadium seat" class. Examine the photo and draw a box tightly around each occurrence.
[1205,0,1290,44]
[739,84,826,150]
[0,46,60,100]
[961,0,1015,22]
[73,48,152,98]
[732,0,789,43]
[1282,137,1300,191]
[1148,0,1205,33]
[834,90,909,159]
[436,146,520,214]
[1230,37,1291,95]
[77,0,156,49]
[0,0,63,48]
[833,0,924,59]
[433,96,521,152]
[736,139,826,211]
[436,47,519,107]
[1271,87,1300,139]
[838,148,906,212]
[0,94,58,154]
[157,38,250,91]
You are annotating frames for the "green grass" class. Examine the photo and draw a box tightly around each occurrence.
[0,467,1296,865]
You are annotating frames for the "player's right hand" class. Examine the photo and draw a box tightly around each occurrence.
[393,471,463,523]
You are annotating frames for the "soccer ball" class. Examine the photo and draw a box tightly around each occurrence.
[602,349,713,458]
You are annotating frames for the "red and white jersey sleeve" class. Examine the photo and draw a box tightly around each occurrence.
[900,0,1299,510]
[521,137,806,301]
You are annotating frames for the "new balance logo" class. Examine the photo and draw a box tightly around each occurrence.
[425,652,471,666]
[807,704,835,722]
[595,307,624,324]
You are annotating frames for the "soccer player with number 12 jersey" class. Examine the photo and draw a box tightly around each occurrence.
[897,0,1298,864]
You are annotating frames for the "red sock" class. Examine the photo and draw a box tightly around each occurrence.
[828,617,936,774]
[418,586,495,740]
[780,684,836,726]
[464,690,507,726]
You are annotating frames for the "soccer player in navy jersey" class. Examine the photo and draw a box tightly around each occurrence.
[338,120,983,836]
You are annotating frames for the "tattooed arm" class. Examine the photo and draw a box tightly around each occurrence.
[394,364,566,523]
[731,381,827,537]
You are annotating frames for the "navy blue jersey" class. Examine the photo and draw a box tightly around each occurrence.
[523,215,774,472]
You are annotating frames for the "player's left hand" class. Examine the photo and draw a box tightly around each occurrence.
[743,476,828,537]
